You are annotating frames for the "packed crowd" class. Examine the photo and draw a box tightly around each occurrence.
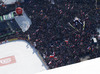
[0,0,100,69]
[23,0,100,69]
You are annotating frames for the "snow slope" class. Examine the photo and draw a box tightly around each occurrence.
[37,57,100,74]
[0,40,47,74]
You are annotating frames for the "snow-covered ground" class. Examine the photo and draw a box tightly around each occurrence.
[0,40,100,74]
[0,40,47,74]
[37,57,100,74]
[2,0,17,5]
[1,0,24,5]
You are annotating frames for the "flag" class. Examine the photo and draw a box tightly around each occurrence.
[48,61,52,65]
[27,34,31,40]
[87,46,91,50]
[49,55,54,58]
[65,40,68,44]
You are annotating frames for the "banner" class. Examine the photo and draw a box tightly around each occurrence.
[0,56,16,67]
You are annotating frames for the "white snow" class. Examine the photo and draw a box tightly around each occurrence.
[1,0,24,5]
[0,40,47,74]
[37,57,100,74]
[2,0,17,5]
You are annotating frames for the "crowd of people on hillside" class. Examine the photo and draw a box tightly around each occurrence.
[0,0,100,69]
[22,0,100,69]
